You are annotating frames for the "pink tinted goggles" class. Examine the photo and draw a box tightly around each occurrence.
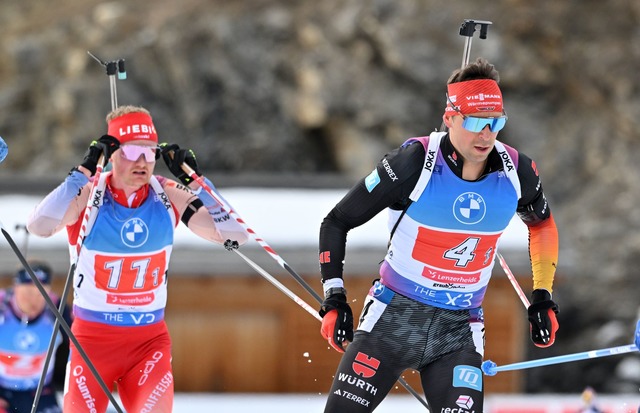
[119,145,159,162]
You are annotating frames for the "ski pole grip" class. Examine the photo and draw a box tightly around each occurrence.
[162,148,199,183]
[180,161,195,176]
[161,148,197,177]
[118,59,127,80]
[459,19,492,38]
[98,153,106,167]
[106,61,117,76]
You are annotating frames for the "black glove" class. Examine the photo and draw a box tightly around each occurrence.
[319,288,354,352]
[159,143,200,186]
[223,239,239,251]
[80,135,120,175]
[527,289,559,348]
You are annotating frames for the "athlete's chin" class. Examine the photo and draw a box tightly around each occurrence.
[130,174,151,185]
[468,153,490,163]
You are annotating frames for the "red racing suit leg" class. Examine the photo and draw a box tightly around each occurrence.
[63,319,174,413]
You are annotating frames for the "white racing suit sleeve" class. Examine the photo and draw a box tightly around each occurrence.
[27,170,89,237]
[192,176,248,245]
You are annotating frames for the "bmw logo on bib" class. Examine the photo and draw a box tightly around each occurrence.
[453,192,486,225]
[121,218,149,248]
[15,330,39,351]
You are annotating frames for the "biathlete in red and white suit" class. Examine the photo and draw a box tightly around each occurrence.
[27,106,248,413]
[318,58,560,412]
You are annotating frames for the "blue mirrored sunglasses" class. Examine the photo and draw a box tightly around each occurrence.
[461,114,508,133]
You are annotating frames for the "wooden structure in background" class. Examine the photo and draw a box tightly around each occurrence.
[170,273,527,394]
[0,267,526,395]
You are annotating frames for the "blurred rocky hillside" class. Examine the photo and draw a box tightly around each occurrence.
[1,0,640,394]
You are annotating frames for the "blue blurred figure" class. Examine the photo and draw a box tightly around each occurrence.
[0,262,71,413]
[578,386,603,413]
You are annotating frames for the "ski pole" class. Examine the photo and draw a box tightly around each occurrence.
[169,157,429,409]
[484,253,630,377]
[11,221,75,413]
[178,161,323,303]
[458,19,492,70]
[231,247,322,322]
[33,52,125,413]
[173,162,430,409]
[440,19,493,133]
[31,157,110,413]
[88,51,127,111]
[0,220,124,413]
[14,224,30,258]
[226,244,431,411]
[32,165,108,413]
[484,254,639,377]
[31,263,76,411]
[496,252,530,308]
[482,343,639,375]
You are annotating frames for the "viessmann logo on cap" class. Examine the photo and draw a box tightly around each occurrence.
[445,79,503,116]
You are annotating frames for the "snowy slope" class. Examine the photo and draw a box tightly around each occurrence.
[0,189,528,250]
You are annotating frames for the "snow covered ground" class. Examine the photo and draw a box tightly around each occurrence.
[96,392,640,413]
[0,189,528,250]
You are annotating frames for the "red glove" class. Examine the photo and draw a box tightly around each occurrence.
[319,288,354,352]
[527,289,559,348]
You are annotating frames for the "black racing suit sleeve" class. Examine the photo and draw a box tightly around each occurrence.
[319,141,425,282]
[516,152,551,225]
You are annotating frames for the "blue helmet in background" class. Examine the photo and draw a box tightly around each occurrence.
[14,261,52,285]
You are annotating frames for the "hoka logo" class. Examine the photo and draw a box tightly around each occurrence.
[92,189,103,207]
[157,191,171,210]
[498,150,514,172]
[424,149,436,171]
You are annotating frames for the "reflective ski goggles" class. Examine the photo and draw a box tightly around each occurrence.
[460,114,508,133]
[446,92,508,133]
[119,144,159,162]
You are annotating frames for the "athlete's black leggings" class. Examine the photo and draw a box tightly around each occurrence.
[323,288,485,412]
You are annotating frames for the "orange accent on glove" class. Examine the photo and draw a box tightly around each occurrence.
[320,310,346,353]
[530,307,559,348]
